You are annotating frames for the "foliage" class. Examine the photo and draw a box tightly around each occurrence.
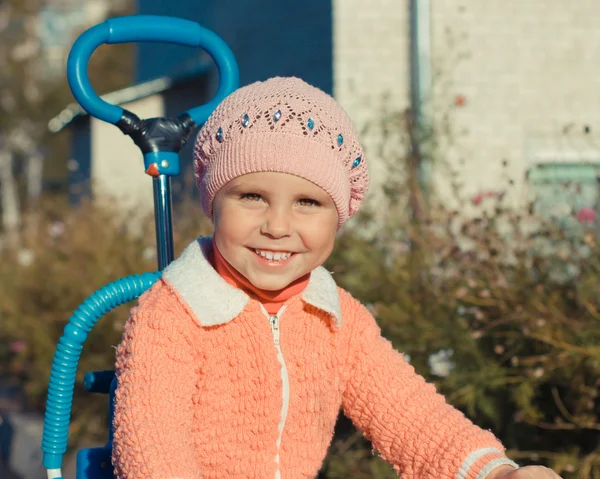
[321,200,600,478]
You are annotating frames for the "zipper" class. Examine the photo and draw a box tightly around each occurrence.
[270,315,280,346]
[262,305,289,479]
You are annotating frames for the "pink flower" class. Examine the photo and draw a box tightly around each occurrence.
[471,191,499,206]
[471,193,484,206]
[9,341,26,353]
[576,207,597,224]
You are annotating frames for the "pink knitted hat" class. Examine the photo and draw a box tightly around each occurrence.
[193,77,369,228]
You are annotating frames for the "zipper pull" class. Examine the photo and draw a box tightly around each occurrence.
[270,315,280,346]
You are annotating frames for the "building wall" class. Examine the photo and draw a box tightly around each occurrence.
[333,1,600,213]
[430,0,600,210]
[38,0,112,77]
[69,121,92,204]
[134,0,215,83]
[332,0,411,209]
[137,0,333,94]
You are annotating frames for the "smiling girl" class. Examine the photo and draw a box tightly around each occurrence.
[112,77,561,479]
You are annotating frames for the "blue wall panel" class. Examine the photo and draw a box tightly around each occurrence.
[68,120,92,205]
[136,0,333,94]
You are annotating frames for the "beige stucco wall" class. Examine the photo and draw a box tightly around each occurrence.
[333,1,600,213]
[430,0,600,210]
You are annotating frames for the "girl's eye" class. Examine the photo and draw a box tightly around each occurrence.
[298,198,320,207]
[240,193,262,201]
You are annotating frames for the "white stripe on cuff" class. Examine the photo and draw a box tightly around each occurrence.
[457,448,505,479]
[475,457,520,479]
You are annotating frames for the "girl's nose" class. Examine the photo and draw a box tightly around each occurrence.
[261,206,292,238]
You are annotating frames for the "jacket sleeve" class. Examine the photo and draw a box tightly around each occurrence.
[340,298,518,479]
[112,282,202,479]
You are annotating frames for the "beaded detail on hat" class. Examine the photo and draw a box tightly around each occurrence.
[194,77,369,226]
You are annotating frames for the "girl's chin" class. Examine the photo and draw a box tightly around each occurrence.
[249,275,296,291]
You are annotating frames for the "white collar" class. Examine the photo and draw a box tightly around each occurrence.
[162,237,342,328]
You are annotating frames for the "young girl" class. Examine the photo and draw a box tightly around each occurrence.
[112,77,561,479]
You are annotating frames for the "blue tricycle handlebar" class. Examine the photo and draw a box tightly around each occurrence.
[65,15,240,270]
[67,15,239,126]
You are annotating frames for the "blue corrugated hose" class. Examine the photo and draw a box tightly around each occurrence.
[41,272,161,471]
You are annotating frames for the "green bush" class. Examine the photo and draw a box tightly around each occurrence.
[320,200,600,478]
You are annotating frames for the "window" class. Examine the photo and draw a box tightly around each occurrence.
[527,162,599,229]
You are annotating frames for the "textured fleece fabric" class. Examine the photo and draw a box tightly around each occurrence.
[112,237,518,479]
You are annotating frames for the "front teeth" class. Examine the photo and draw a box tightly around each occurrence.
[255,249,293,261]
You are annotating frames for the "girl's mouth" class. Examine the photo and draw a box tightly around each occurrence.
[253,248,296,265]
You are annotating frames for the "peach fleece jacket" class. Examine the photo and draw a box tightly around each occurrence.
[112,237,518,479]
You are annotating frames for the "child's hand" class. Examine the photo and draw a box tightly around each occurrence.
[487,465,563,479]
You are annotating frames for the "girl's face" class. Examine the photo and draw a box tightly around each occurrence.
[212,172,339,291]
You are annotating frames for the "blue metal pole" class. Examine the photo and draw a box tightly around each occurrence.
[153,175,174,270]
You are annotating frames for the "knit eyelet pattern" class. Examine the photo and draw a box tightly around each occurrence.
[193,77,369,227]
